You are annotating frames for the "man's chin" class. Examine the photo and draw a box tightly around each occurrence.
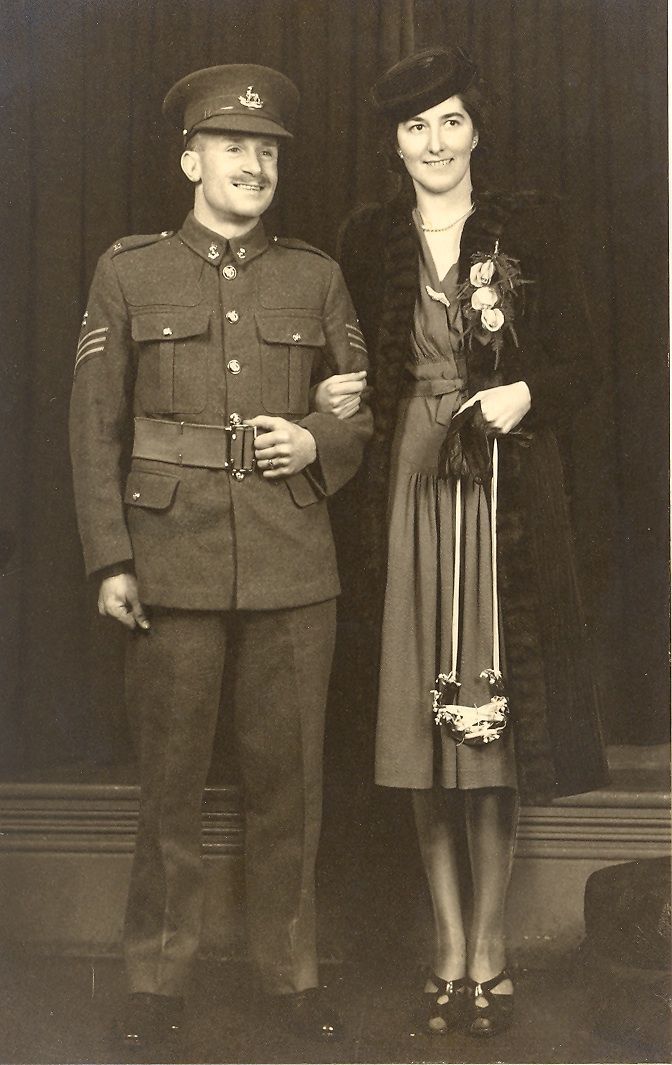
[229,194,273,220]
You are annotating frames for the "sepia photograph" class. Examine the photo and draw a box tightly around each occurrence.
[0,0,669,1062]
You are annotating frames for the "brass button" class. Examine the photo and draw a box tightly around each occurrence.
[222,264,237,280]
[162,327,173,337]
[227,359,241,375]
[225,310,240,324]
[132,491,141,501]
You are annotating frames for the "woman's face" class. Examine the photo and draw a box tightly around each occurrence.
[396,94,477,196]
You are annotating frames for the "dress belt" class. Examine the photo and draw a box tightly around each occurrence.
[132,416,257,478]
[401,376,463,398]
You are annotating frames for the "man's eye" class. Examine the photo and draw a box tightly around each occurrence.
[227,145,241,153]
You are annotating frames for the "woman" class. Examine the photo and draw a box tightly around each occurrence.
[316,47,608,1037]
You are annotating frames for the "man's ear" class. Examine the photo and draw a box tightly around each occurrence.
[180,149,202,184]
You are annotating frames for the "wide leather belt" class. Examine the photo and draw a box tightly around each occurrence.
[133,416,257,480]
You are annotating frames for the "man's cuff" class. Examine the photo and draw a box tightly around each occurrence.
[93,560,134,582]
[303,455,326,496]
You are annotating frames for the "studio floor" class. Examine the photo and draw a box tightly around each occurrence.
[1,953,668,1065]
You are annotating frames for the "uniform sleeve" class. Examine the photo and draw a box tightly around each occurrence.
[293,260,373,498]
[69,251,136,576]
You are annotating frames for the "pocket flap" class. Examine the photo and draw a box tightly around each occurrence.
[124,470,179,509]
[131,307,210,342]
[256,314,325,347]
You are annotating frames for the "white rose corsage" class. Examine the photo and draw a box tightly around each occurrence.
[456,241,531,367]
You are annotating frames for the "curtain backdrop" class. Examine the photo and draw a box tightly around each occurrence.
[0,0,667,780]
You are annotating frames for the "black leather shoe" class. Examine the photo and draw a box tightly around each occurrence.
[119,992,184,1052]
[412,971,467,1036]
[274,988,342,1042]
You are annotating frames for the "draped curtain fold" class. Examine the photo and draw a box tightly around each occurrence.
[0,0,667,778]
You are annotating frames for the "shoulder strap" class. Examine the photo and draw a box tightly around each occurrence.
[109,231,173,257]
[272,236,332,260]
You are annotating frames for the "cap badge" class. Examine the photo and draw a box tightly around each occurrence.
[239,85,264,110]
[208,243,219,260]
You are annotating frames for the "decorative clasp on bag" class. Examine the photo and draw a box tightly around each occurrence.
[225,413,257,480]
[432,670,509,746]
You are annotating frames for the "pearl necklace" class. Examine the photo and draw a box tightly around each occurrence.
[420,205,474,233]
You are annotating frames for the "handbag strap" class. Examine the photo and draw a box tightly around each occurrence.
[490,438,501,675]
[448,438,500,684]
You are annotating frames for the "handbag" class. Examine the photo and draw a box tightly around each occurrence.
[438,399,492,484]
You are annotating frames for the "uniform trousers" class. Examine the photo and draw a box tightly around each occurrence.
[123,599,336,997]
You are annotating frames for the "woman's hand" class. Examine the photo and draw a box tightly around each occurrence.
[312,370,367,419]
[457,381,531,434]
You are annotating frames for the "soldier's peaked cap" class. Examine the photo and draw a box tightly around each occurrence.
[163,64,299,141]
[371,47,478,123]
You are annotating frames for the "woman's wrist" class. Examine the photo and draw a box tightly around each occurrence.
[510,380,532,416]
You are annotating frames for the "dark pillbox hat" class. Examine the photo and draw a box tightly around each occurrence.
[371,47,478,123]
[163,64,299,141]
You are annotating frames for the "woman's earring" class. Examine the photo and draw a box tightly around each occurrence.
[397,149,404,158]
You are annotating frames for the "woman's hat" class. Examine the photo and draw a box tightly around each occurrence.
[163,64,299,141]
[371,48,478,123]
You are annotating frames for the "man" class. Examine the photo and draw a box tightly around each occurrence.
[70,63,371,1049]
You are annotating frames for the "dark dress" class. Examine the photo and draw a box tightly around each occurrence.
[376,214,516,790]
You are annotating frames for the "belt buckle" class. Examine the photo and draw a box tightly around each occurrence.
[227,414,256,480]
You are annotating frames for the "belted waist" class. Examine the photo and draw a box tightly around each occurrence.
[133,416,257,479]
[401,375,463,398]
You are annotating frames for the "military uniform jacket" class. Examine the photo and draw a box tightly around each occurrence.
[70,211,372,611]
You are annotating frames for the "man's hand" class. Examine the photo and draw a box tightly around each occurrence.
[98,573,150,631]
[313,370,367,419]
[457,381,531,434]
[247,415,318,479]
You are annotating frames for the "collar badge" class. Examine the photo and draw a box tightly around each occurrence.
[208,243,219,260]
[239,85,264,110]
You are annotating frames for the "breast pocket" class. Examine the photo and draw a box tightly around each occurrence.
[256,314,325,415]
[131,307,211,415]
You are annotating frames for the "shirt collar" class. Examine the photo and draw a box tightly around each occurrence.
[179,210,269,266]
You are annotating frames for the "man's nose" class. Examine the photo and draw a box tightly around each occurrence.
[241,149,262,173]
